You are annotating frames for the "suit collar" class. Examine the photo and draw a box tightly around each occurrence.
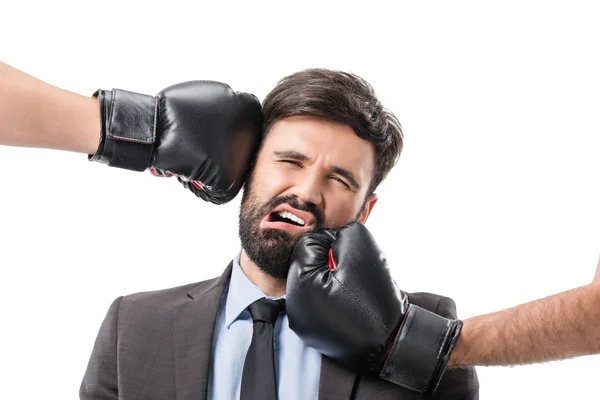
[224,253,287,328]
[174,262,232,400]
[186,262,232,300]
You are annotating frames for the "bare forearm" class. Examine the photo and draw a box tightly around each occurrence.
[0,61,100,154]
[449,283,600,368]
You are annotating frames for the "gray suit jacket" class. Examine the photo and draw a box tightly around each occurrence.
[80,264,479,399]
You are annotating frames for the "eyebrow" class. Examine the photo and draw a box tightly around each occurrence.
[273,150,310,161]
[273,150,361,190]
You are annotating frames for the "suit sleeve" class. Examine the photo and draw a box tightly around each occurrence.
[79,296,123,400]
[432,297,480,400]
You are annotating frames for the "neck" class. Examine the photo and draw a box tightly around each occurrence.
[239,249,287,297]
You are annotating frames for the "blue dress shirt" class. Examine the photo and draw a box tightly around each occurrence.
[207,253,322,400]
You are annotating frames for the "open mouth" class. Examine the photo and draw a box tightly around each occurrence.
[269,210,306,227]
[260,204,316,233]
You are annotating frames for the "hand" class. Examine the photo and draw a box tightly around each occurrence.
[286,222,462,394]
[593,254,600,283]
[90,81,263,204]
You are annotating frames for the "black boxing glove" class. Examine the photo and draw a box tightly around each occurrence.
[89,81,262,204]
[286,222,462,395]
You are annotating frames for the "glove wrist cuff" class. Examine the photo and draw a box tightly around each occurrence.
[379,304,463,394]
[88,88,157,171]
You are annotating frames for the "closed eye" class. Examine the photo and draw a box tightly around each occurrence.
[330,176,351,189]
[280,159,303,167]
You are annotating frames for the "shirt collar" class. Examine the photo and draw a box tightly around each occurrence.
[224,251,285,329]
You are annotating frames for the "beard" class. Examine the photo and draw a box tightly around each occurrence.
[238,182,325,280]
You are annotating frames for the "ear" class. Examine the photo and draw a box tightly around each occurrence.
[357,193,378,224]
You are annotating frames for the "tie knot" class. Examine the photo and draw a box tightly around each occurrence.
[248,298,285,324]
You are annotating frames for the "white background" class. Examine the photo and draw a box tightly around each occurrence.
[1,1,599,398]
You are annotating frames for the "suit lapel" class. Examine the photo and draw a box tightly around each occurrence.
[173,263,232,400]
[318,355,357,400]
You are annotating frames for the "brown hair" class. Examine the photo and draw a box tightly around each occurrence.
[262,68,403,196]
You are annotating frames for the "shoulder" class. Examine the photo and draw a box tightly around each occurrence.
[97,275,226,336]
[117,275,223,313]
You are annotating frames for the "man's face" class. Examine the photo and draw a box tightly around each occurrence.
[239,116,377,279]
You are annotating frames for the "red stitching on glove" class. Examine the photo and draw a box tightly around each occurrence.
[149,168,174,178]
[190,181,204,190]
[328,248,337,271]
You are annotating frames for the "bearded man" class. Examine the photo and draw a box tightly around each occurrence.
[0,61,479,399]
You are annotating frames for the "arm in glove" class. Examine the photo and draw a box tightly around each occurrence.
[286,222,462,395]
[90,81,263,204]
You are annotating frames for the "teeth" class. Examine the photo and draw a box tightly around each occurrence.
[277,210,305,226]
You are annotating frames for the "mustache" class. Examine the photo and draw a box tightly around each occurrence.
[262,195,325,230]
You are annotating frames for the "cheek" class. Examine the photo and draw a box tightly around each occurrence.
[251,165,293,198]
[323,195,364,228]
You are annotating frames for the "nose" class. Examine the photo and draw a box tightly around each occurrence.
[292,171,324,208]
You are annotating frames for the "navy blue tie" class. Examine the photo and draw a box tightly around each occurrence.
[240,298,286,400]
